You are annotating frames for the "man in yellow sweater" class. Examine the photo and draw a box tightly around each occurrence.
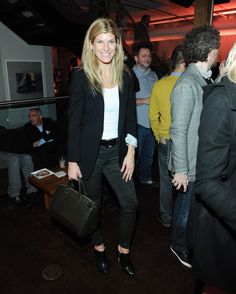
[149,46,185,227]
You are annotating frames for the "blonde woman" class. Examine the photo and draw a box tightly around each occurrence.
[189,43,236,293]
[67,18,137,276]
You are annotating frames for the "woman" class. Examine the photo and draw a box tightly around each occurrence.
[188,43,236,293]
[67,18,138,276]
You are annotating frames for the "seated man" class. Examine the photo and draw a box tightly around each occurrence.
[24,108,57,168]
[0,126,37,206]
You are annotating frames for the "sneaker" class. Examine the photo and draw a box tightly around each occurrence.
[156,216,171,228]
[140,179,160,188]
[170,246,192,268]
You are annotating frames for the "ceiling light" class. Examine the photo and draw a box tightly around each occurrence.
[214,9,236,16]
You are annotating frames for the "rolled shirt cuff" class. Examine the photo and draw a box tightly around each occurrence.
[125,133,137,148]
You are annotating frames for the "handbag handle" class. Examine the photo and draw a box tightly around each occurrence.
[68,178,88,196]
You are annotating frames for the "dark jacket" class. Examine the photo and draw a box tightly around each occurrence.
[0,125,32,154]
[67,68,137,180]
[188,76,236,292]
[24,117,54,146]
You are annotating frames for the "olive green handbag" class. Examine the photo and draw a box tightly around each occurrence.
[50,179,100,237]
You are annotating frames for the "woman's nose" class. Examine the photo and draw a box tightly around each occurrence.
[103,42,109,51]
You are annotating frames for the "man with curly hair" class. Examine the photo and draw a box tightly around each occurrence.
[168,25,220,268]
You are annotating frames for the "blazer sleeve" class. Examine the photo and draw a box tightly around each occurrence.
[67,70,86,162]
[125,71,137,139]
[169,81,195,173]
[195,91,236,231]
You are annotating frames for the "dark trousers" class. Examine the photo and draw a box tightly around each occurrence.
[158,142,174,224]
[33,141,57,169]
[137,124,155,182]
[83,144,138,249]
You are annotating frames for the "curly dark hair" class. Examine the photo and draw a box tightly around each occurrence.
[183,25,220,64]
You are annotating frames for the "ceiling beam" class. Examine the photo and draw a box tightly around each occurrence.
[194,0,214,27]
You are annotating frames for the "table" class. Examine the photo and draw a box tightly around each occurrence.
[29,169,68,209]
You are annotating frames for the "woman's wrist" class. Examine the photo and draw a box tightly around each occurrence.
[68,161,78,167]
[127,144,135,155]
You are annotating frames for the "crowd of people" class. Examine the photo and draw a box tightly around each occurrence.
[1,15,236,294]
[67,17,235,293]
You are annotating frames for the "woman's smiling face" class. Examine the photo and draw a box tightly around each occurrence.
[91,33,117,65]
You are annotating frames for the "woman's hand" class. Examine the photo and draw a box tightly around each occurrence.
[121,145,135,182]
[68,162,82,180]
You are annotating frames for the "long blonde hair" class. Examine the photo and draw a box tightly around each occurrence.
[224,42,236,83]
[81,18,125,94]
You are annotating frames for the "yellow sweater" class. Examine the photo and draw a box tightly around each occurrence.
[149,74,180,142]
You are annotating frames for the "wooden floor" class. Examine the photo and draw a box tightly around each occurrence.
[0,182,196,294]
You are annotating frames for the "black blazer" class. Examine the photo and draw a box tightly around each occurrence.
[24,117,54,145]
[188,76,236,292]
[67,68,137,180]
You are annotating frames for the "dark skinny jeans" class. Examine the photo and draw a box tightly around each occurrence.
[83,144,138,249]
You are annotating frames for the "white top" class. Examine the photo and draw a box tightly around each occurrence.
[102,86,119,140]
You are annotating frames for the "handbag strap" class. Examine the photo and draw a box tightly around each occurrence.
[68,179,88,196]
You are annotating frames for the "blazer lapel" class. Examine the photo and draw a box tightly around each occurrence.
[93,91,104,122]
[118,80,127,136]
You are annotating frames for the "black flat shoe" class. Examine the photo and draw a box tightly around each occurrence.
[10,196,31,208]
[94,250,109,275]
[118,252,135,276]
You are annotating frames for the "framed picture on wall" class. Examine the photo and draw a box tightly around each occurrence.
[6,60,44,100]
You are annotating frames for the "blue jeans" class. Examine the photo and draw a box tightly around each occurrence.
[0,151,37,198]
[137,124,155,182]
[83,144,138,249]
[158,142,173,224]
[171,181,194,252]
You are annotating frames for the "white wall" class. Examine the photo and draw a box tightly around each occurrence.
[0,22,56,127]
[0,22,54,101]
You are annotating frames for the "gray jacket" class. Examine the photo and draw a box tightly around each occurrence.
[168,63,208,181]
